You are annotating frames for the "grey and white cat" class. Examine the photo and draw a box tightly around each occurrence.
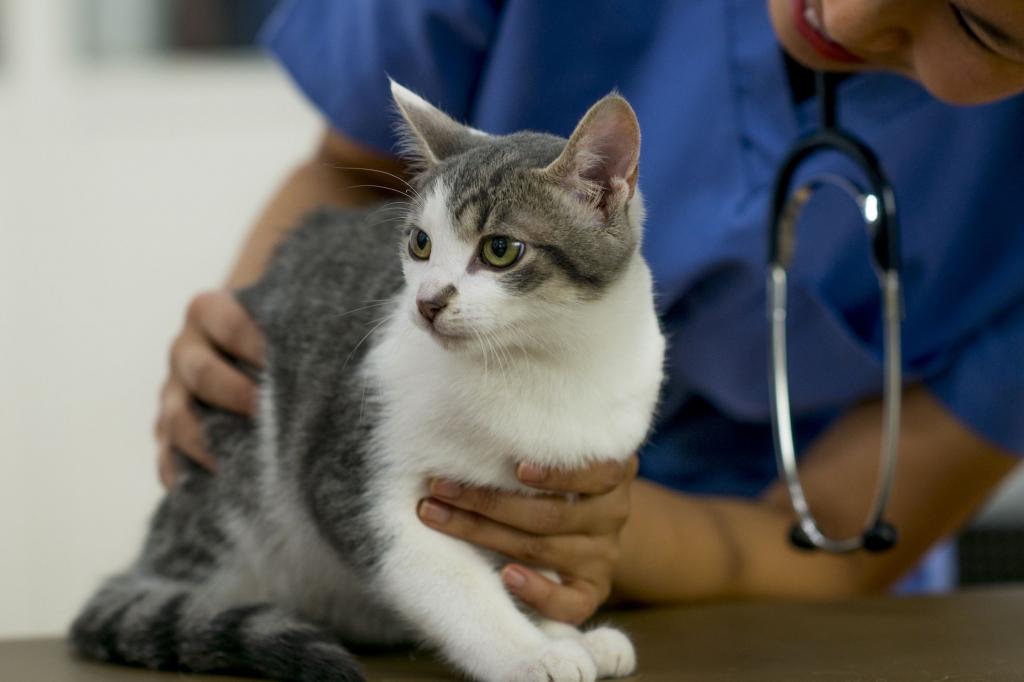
[71,82,665,682]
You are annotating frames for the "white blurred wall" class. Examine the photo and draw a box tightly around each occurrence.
[0,0,320,637]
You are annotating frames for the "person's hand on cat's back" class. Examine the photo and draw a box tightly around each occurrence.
[417,455,638,625]
[155,289,264,487]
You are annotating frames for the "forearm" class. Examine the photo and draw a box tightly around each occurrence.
[614,479,879,602]
[614,386,1017,603]
[226,131,406,288]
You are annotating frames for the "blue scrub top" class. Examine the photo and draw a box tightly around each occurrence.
[261,0,1024,565]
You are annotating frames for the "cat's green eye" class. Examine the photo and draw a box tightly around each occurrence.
[480,236,524,268]
[409,229,431,260]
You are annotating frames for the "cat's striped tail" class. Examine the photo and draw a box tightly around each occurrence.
[69,572,365,682]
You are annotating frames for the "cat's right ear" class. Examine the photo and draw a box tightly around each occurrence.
[541,94,641,219]
[390,80,487,168]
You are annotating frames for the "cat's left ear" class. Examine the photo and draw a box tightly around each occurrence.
[542,94,640,218]
[391,79,487,168]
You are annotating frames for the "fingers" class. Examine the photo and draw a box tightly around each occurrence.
[155,289,263,487]
[157,439,177,489]
[516,454,639,495]
[418,458,636,624]
[417,499,615,573]
[155,380,217,478]
[186,290,265,367]
[172,338,258,416]
[500,564,605,625]
[428,479,629,536]
[178,291,263,415]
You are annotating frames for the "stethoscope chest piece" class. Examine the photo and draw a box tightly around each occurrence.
[767,72,903,554]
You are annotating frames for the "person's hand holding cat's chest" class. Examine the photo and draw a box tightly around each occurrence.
[417,455,639,625]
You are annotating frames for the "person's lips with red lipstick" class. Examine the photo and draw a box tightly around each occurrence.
[792,0,864,64]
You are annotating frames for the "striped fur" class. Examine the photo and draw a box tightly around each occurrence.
[71,575,363,680]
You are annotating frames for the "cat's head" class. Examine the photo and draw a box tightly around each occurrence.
[391,81,644,354]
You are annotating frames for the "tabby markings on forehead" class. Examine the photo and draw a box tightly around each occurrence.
[449,160,521,236]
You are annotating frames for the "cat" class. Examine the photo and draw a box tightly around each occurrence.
[70,81,665,682]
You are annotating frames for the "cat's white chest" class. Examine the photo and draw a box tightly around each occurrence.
[368,357,535,488]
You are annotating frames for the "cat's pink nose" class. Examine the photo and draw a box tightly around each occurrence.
[417,297,446,322]
[416,284,456,323]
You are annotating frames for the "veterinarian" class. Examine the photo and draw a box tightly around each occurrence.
[155,1,1024,624]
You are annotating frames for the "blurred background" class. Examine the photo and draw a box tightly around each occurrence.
[0,0,319,638]
[1,0,1023,641]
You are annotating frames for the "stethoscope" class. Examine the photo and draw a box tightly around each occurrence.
[767,71,901,554]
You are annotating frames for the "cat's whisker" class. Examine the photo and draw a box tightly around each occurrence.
[472,328,490,378]
[331,206,415,238]
[483,330,502,384]
[323,165,422,199]
[366,204,415,218]
[365,206,418,228]
[496,330,516,368]
[325,299,395,320]
[486,329,512,392]
[341,313,394,374]
[339,183,420,201]
[479,329,497,381]
[371,203,415,216]
[482,327,509,371]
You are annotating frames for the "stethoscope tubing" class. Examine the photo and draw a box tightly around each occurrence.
[767,72,902,553]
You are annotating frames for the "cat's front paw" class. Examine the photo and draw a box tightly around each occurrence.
[502,638,597,682]
[583,626,636,678]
